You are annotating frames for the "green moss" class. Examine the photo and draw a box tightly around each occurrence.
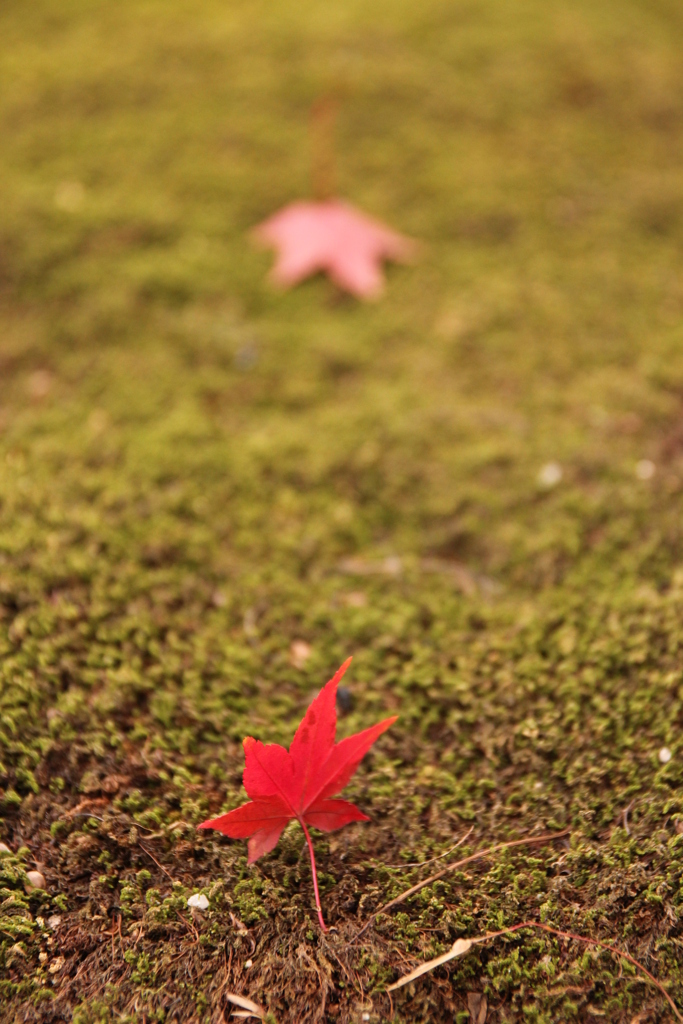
[1,0,683,1019]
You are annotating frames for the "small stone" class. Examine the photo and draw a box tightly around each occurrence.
[336,686,354,715]
[290,639,312,670]
[187,893,209,910]
[538,462,562,488]
[362,1015,370,1022]
[48,956,65,974]
[25,870,46,891]
[47,915,62,930]
[636,459,656,481]
[0,842,12,855]
[39,951,48,964]
[245,958,253,969]
[659,747,672,764]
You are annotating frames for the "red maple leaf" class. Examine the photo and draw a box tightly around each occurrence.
[198,658,397,930]
[252,199,417,299]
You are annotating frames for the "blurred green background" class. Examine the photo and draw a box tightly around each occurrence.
[2,1,683,1021]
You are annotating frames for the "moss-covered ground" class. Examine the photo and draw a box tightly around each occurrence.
[2,0,683,1020]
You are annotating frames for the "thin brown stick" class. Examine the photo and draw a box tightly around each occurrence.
[384,827,474,869]
[351,828,570,943]
[138,842,176,883]
[176,910,200,944]
[311,95,338,200]
[473,922,683,1023]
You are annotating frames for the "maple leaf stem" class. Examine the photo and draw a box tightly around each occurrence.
[300,820,328,932]
[310,94,337,201]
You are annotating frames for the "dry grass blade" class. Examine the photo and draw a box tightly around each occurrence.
[385,922,683,1023]
[385,826,474,869]
[351,828,571,943]
[387,938,473,991]
[226,993,268,1019]
[495,923,683,1024]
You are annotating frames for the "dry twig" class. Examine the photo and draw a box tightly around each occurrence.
[384,827,474,869]
[386,921,683,1022]
[351,828,571,943]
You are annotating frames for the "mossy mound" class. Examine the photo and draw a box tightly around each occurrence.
[1,0,683,1020]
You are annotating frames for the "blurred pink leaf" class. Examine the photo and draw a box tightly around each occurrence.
[253,199,417,299]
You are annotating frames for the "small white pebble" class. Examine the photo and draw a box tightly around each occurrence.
[362,1015,370,1022]
[290,639,312,670]
[659,747,672,764]
[187,893,209,910]
[245,958,253,969]
[47,915,62,931]
[25,870,46,891]
[636,459,655,481]
[0,842,11,855]
[538,462,562,488]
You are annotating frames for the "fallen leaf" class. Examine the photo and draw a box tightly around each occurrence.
[198,658,397,930]
[467,991,488,1024]
[253,200,417,299]
[387,937,473,991]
